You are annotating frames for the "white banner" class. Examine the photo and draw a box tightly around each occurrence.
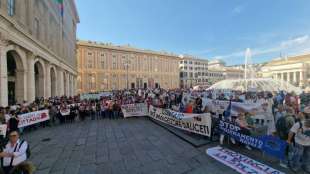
[203,98,265,115]
[121,103,148,118]
[80,92,112,100]
[207,146,285,174]
[60,109,70,116]
[0,124,7,137]
[149,105,212,137]
[18,109,50,128]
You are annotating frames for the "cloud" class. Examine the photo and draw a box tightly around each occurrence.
[213,34,310,62]
[280,35,309,47]
[232,5,244,14]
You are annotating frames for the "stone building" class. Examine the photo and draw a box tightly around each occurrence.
[261,53,310,89]
[179,55,209,88]
[77,41,180,93]
[0,0,79,106]
[207,60,244,85]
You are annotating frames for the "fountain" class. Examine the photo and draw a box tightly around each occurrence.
[207,48,303,94]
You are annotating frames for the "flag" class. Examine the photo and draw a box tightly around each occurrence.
[55,0,64,17]
[223,100,231,118]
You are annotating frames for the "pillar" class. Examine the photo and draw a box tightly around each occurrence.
[0,45,8,106]
[73,77,76,96]
[293,72,297,83]
[66,73,70,96]
[68,74,72,96]
[58,69,64,96]
[300,71,304,87]
[27,55,35,103]
[45,64,51,98]
[15,70,26,103]
[281,73,284,81]
[287,72,291,83]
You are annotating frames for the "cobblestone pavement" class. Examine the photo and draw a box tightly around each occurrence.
[22,118,289,174]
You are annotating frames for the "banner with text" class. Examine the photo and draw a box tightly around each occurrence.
[18,109,50,128]
[122,103,148,118]
[219,120,287,159]
[80,92,113,100]
[149,105,212,137]
[202,98,263,115]
[207,146,285,174]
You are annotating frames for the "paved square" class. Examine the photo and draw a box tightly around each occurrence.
[23,118,288,174]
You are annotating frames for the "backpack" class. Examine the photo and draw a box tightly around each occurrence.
[19,140,31,159]
[276,116,291,140]
[299,122,310,137]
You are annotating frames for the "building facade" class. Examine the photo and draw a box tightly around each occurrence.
[179,55,209,88]
[0,0,79,106]
[77,41,180,93]
[261,54,310,89]
[207,60,244,85]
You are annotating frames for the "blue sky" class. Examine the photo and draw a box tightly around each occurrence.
[76,0,310,65]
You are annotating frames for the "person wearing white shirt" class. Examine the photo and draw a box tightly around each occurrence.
[0,131,28,174]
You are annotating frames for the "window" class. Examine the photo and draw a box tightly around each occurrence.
[184,72,188,77]
[7,0,15,16]
[88,52,92,56]
[100,60,105,69]
[189,72,193,78]
[112,59,116,69]
[189,61,192,64]
[87,58,93,68]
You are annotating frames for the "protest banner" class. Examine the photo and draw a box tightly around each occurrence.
[80,92,112,100]
[121,103,148,118]
[18,109,50,128]
[0,124,7,137]
[202,98,263,115]
[60,109,70,116]
[219,120,287,159]
[207,146,285,174]
[149,105,212,137]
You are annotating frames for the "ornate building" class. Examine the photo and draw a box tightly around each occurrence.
[77,41,180,93]
[261,54,310,89]
[0,0,79,106]
[179,55,209,88]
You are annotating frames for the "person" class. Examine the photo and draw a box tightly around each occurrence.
[236,112,254,150]
[274,105,285,123]
[49,105,58,125]
[0,131,28,174]
[287,107,310,173]
[8,113,19,132]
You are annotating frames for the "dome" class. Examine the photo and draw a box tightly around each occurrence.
[207,78,303,94]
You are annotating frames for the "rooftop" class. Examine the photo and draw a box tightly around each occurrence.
[266,53,310,66]
[77,40,182,59]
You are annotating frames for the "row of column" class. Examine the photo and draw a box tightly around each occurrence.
[275,71,305,86]
[0,44,77,106]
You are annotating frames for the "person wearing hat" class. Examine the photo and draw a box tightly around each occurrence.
[287,106,310,173]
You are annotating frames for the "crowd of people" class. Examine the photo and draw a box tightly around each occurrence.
[0,87,309,173]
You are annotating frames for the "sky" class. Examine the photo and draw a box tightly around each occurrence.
[76,0,310,65]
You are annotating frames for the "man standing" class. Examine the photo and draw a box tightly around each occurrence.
[0,131,28,174]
